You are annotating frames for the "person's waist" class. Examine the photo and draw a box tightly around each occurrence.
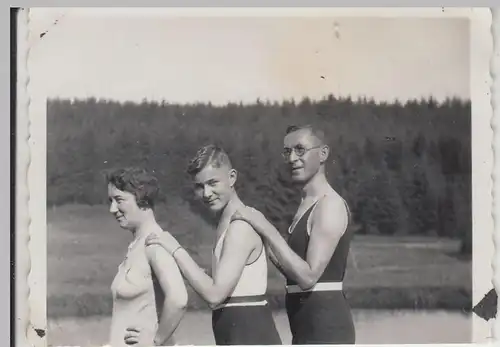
[286,281,343,294]
[213,294,268,310]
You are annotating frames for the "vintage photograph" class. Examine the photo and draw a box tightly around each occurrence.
[18,7,494,347]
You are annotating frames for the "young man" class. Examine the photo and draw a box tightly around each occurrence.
[146,145,282,345]
[232,125,356,344]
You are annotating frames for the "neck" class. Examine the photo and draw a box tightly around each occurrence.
[219,192,243,222]
[132,209,159,240]
[301,168,331,200]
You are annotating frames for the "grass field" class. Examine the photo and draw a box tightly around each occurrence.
[48,202,472,317]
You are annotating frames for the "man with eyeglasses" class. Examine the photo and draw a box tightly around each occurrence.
[231,124,356,344]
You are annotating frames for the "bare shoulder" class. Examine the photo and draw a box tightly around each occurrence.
[225,219,261,247]
[318,193,347,214]
[312,193,348,231]
[145,231,175,262]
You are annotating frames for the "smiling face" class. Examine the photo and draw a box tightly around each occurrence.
[192,164,237,213]
[108,183,144,230]
[283,128,329,183]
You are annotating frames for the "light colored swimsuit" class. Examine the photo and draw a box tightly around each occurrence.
[109,233,175,347]
[210,226,282,345]
[212,227,268,303]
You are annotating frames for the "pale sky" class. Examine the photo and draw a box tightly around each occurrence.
[29,9,470,105]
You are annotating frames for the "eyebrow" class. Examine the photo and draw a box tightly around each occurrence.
[110,195,124,199]
[284,144,306,149]
[194,178,218,185]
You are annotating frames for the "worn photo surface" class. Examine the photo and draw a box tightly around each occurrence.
[18,7,495,347]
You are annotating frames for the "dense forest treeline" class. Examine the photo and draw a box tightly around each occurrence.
[47,95,472,253]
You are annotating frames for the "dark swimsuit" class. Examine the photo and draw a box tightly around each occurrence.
[285,198,356,345]
[212,299,282,345]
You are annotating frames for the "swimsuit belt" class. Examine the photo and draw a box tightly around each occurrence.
[214,295,268,309]
[286,281,343,294]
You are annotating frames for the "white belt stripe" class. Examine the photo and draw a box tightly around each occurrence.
[286,282,343,293]
[214,300,268,309]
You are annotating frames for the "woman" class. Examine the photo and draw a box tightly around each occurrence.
[145,145,282,345]
[106,167,188,347]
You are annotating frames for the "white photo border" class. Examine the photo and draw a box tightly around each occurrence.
[17,7,496,347]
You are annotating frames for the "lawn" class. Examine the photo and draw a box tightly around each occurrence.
[47,202,471,317]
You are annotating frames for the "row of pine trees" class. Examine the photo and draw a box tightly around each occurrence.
[47,95,472,254]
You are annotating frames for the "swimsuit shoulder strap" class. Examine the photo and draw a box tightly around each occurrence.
[306,194,350,236]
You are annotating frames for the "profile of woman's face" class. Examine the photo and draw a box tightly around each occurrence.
[107,183,143,230]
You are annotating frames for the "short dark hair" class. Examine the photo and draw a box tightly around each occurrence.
[286,124,326,145]
[106,167,159,209]
[186,144,232,176]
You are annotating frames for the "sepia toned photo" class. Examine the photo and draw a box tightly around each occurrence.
[16,7,495,347]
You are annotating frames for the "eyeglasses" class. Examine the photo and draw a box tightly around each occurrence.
[282,145,321,159]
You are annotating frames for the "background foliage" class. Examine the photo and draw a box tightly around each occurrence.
[47,95,472,253]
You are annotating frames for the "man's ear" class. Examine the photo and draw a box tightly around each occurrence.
[320,144,330,163]
[229,168,238,187]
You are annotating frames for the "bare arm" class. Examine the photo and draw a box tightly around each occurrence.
[265,242,287,276]
[257,198,348,290]
[146,245,188,346]
[172,221,258,308]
